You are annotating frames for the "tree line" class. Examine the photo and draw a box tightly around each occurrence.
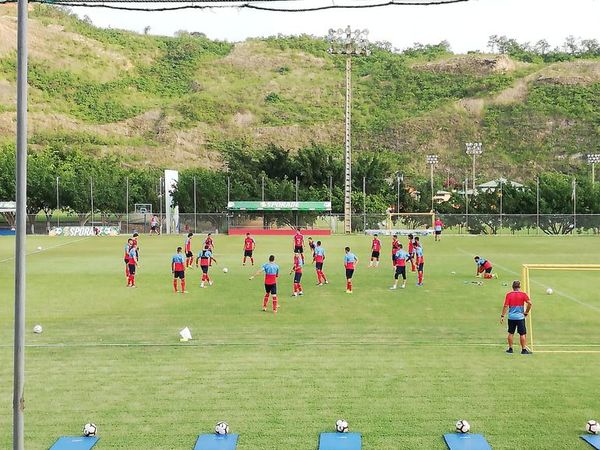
[1,143,599,234]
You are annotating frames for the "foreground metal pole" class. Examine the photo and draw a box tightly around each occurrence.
[14,0,28,446]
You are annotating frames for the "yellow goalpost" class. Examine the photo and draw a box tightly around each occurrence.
[521,263,600,352]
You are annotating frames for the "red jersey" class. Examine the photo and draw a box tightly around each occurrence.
[294,233,304,247]
[205,237,213,249]
[392,240,400,255]
[244,237,255,251]
[185,238,192,253]
[293,255,303,273]
[372,238,381,252]
[408,239,414,253]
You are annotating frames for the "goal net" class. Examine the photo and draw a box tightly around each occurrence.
[522,263,600,353]
[374,212,435,236]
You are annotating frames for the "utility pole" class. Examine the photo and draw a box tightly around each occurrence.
[465,142,483,192]
[426,155,439,211]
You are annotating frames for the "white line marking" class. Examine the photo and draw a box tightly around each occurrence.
[0,237,92,264]
[456,248,600,313]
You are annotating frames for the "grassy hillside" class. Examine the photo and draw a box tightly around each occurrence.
[0,5,598,179]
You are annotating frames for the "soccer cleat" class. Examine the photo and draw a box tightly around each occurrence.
[262,307,267,312]
[316,283,323,286]
[416,283,423,286]
[521,348,532,355]
[324,280,329,284]
[298,291,303,296]
[208,281,213,286]
[181,291,188,294]
[200,283,205,288]
[493,273,499,279]
[346,289,353,294]
[401,284,406,289]
[389,286,397,290]
[506,348,514,354]
[292,293,298,297]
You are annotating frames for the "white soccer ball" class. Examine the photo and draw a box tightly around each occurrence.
[335,419,349,433]
[37,246,42,251]
[587,420,600,434]
[82,423,97,437]
[456,420,470,433]
[215,421,229,435]
[222,267,229,273]
[33,325,43,334]
[546,288,553,295]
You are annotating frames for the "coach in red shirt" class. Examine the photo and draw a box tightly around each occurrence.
[500,280,532,354]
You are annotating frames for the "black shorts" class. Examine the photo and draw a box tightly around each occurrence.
[186,251,193,258]
[435,230,441,235]
[392,255,397,263]
[201,265,209,274]
[485,267,493,274]
[294,246,304,254]
[508,319,527,335]
[124,258,129,264]
[128,264,136,275]
[315,262,323,270]
[371,251,380,258]
[173,270,185,279]
[418,263,424,272]
[265,283,277,295]
[394,266,406,280]
[151,225,157,231]
[346,269,354,279]
[294,272,302,283]
[244,250,253,257]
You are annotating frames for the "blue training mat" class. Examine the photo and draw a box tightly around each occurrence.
[582,435,600,449]
[444,433,492,450]
[319,432,362,450]
[194,434,239,450]
[49,436,99,450]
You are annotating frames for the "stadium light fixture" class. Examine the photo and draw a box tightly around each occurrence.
[426,155,439,211]
[327,26,370,233]
[465,142,483,191]
[587,153,600,184]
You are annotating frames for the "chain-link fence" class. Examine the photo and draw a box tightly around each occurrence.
[3,212,600,235]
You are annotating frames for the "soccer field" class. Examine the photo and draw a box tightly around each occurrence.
[0,234,599,449]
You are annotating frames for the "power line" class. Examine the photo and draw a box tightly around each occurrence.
[0,0,470,12]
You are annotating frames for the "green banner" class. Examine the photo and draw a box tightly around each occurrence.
[228,201,331,211]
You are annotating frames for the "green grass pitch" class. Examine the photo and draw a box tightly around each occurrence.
[0,234,599,449]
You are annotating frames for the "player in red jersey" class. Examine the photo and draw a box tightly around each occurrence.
[123,238,133,277]
[126,244,138,287]
[242,233,256,266]
[391,234,401,267]
[198,246,218,288]
[474,256,497,279]
[293,229,305,263]
[184,232,194,268]
[289,253,304,297]
[500,280,532,354]
[434,217,444,241]
[204,233,214,252]
[171,246,187,293]
[369,234,381,267]
[407,233,416,272]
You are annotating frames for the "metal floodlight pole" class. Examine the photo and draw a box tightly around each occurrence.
[465,142,483,192]
[261,176,265,202]
[193,176,197,233]
[465,177,469,230]
[536,176,540,235]
[362,176,366,232]
[587,154,600,184]
[327,26,370,233]
[90,177,94,227]
[499,179,503,234]
[125,176,129,234]
[426,155,438,211]
[13,0,28,444]
[56,176,60,227]
[396,175,400,213]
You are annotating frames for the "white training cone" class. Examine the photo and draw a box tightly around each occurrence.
[179,327,192,341]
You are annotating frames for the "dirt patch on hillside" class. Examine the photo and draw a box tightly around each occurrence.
[533,60,600,85]
[0,13,133,81]
[222,41,325,72]
[414,54,517,76]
